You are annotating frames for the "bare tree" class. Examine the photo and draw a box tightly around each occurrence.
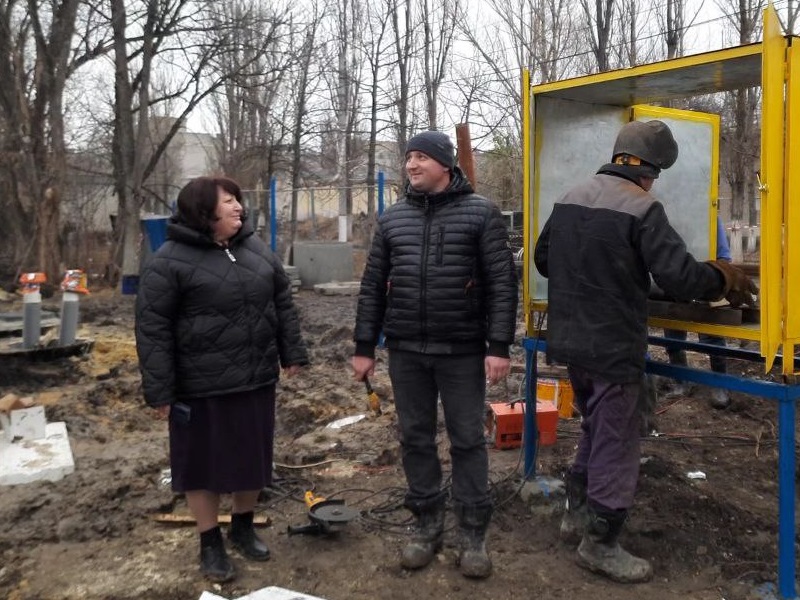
[0,0,82,280]
[419,0,461,129]
[325,0,365,241]
[359,0,392,217]
[288,8,324,244]
[716,0,764,236]
[458,0,577,141]
[387,0,417,162]
[110,0,290,285]
[580,0,615,72]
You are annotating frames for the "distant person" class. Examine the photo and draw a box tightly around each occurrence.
[534,120,757,583]
[135,176,308,583]
[352,130,518,579]
[662,215,733,409]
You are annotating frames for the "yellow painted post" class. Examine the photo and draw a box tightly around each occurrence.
[522,68,532,335]
[760,4,787,372]
[784,41,800,374]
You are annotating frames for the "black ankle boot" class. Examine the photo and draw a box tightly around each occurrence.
[199,526,235,582]
[228,511,270,561]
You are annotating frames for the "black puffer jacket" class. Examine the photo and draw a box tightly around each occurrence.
[354,169,518,357]
[534,166,725,383]
[135,219,308,407]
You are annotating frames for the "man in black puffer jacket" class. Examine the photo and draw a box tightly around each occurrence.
[352,130,518,579]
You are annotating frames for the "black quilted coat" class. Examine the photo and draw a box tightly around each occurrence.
[135,219,308,408]
[354,169,518,358]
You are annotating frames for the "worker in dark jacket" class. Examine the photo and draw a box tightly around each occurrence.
[534,120,757,583]
[352,130,518,579]
[135,176,308,583]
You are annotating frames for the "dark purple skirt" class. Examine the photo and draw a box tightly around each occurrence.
[168,385,276,493]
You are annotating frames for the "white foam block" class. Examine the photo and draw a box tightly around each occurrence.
[9,406,47,440]
[198,588,327,600]
[0,422,75,485]
[239,588,327,600]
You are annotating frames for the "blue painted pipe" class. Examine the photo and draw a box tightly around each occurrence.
[270,176,277,252]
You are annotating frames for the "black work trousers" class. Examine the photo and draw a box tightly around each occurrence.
[664,329,727,374]
[388,350,489,511]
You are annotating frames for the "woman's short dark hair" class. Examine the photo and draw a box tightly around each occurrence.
[176,176,247,234]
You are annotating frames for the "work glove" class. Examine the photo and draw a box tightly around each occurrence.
[706,260,759,308]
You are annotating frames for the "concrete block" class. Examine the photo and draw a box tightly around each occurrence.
[0,422,75,485]
[313,281,361,296]
[293,242,354,288]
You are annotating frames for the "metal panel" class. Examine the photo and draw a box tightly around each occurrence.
[761,4,786,372]
[632,106,718,260]
[530,97,627,300]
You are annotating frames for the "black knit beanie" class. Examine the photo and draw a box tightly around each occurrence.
[405,131,455,169]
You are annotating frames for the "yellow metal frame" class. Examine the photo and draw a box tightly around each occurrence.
[522,69,531,332]
[786,40,800,366]
[524,4,800,373]
[631,104,721,260]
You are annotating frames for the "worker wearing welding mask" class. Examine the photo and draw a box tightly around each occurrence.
[534,120,757,583]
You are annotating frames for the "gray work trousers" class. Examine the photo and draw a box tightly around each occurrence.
[568,365,642,512]
[388,350,489,511]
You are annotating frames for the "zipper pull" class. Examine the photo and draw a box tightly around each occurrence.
[224,248,236,262]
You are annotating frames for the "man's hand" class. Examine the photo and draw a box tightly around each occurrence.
[352,355,375,381]
[283,365,302,378]
[154,405,170,419]
[707,260,759,307]
[485,356,511,385]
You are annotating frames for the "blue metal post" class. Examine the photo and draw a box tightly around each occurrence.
[778,389,797,599]
[269,176,277,252]
[523,338,540,479]
[377,171,385,215]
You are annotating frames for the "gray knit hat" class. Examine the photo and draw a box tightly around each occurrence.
[406,130,456,169]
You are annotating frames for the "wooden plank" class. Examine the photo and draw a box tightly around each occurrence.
[647,300,742,325]
[151,514,272,526]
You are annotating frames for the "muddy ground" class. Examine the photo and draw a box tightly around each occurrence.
[0,288,792,600]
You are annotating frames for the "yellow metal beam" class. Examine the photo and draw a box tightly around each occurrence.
[761,4,787,372]
[522,68,532,335]
[784,41,800,375]
[533,44,762,105]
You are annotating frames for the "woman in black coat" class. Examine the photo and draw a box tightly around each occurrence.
[135,176,308,582]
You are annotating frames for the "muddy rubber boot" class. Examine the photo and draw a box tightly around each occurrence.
[455,504,493,579]
[199,526,235,583]
[228,511,270,561]
[560,470,588,546]
[709,388,731,409]
[400,502,445,570]
[576,508,652,584]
